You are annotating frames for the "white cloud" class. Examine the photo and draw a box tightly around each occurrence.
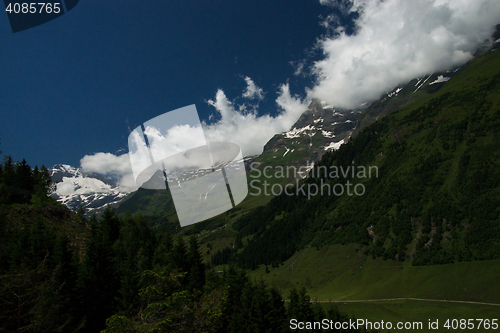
[80,152,138,190]
[290,60,306,76]
[204,82,309,157]
[81,152,131,176]
[81,77,309,189]
[144,124,207,164]
[309,0,500,109]
[242,76,264,100]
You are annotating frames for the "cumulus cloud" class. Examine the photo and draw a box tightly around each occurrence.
[81,77,309,188]
[309,0,500,109]
[204,82,309,157]
[242,76,265,100]
[80,152,138,190]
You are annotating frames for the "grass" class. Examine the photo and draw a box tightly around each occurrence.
[333,300,499,332]
[246,244,500,332]
[250,244,500,302]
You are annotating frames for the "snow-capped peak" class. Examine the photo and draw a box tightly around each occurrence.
[50,164,131,217]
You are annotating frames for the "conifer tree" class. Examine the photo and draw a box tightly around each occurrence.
[153,232,173,269]
[187,236,205,292]
[2,155,15,187]
[101,206,120,243]
[77,209,120,332]
[267,286,287,333]
[287,286,314,324]
[172,237,189,273]
[77,205,86,220]
[14,158,34,191]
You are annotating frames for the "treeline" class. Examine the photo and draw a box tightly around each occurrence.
[0,155,364,332]
[0,155,53,205]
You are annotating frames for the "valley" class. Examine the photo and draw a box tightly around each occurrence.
[40,28,500,333]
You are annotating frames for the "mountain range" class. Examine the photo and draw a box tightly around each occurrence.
[50,27,500,225]
[48,70,469,218]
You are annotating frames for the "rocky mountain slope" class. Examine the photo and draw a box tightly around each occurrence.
[259,100,359,169]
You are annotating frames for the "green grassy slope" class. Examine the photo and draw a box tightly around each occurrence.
[248,244,500,332]
[250,244,500,303]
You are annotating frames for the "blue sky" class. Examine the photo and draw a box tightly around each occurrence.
[1,0,498,188]
[0,0,332,168]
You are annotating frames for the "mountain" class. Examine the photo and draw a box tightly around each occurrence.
[213,44,500,269]
[114,100,360,227]
[49,164,131,217]
[69,26,500,225]
[259,100,359,169]
[113,65,486,225]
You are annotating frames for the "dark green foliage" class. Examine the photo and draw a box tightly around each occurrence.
[77,211,121,332]
[2,155,15,187]
[0,156,53,206]
[187,236,205,292]
[15,158,35,191]
[0,204,83,331]
[1,180,364,332]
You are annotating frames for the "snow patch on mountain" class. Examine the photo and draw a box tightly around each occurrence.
[414,74,433,92]
[322,130,335,138]
[283,125,315,139]
[429,75,450,85]
[50,164,131,217]
[56,176,115,196]
[387,87,402,98]
[324,139,345,151]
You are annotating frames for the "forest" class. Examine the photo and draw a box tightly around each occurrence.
[0,154,365,332]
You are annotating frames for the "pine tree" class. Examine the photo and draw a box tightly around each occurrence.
[14,158,35,191]
[29,235,80,332]
[187,236,205,292]
[101,206,120,243]
[2,155,15,187]
[153,232,173,269]
[36,165,54,196]
[172,237,189,274]
[31,165,54,206]
[287,286,314,324]
[77,211,120,332]
[77,205,86,220]
[267,286,287,333]
[0,182,9,205]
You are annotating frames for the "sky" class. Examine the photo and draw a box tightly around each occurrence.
[1,0,499,189]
